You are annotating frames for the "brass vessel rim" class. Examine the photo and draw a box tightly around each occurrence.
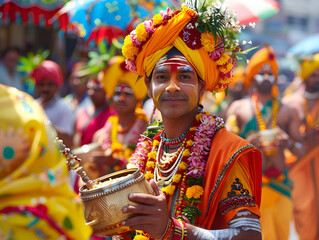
[79,168,143,201]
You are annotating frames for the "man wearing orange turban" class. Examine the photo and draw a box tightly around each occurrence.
[118,2,263,240]
[88,56,148,178]
[282,53,319,240]
[31,60,75,147]
[245,45,279,89]
[226,45,303,240]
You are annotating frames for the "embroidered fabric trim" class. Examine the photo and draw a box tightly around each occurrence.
[218,195,257,215]
[205,144,255,217]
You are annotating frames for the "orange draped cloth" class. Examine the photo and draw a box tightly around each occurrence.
[197,128,262,229]
[289,144,319,240]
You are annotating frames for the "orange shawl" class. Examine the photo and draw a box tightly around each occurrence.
[289,144,319,239]
[197,128,262,229]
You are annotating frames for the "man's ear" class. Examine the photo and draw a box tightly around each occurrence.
[199,78,206,99]
[144,76,153,98]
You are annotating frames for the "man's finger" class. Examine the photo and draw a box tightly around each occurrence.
[149,179,161,196]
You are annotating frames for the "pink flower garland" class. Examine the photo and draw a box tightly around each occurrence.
[130,112,224,178]
[187,114,223,177]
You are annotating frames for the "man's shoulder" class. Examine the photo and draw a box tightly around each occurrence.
[206,128,259,169]
[212,127,250,149]
[54,97,74,114]
[282,91,303,106]
[227,98,251,115]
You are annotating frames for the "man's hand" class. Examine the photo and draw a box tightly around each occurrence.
[121,180,169,239]
[275,127,289,149]
[246,132,263,149]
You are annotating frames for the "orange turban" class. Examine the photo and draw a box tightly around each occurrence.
[102,56,147,101]
[31,60,63,88]
[122,5,243,93]
[300,53,319,81]
[245,46,279,87]
[229,67,247,89]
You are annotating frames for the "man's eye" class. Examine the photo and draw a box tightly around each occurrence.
[155,75,168,81]
[179,75,191,80]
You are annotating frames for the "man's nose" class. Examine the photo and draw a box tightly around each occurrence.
[118,93,126,101]
[165,76,180,93]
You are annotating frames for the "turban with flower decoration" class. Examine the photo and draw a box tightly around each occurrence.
[300,53,319,81]
[102,56,147,101]
[122,4,243,93]
[245,45,279,87]
[31,60,64,88]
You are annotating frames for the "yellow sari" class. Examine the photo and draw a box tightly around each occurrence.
[0,85,92,239]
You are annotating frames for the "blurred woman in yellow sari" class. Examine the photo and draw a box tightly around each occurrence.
[0,84,91,239]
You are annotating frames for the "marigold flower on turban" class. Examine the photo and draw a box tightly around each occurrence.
[245,46,279,88]
[300,53,319,81]
[122,3,243,93]
[31,60,64,88]
[102,56,147,101]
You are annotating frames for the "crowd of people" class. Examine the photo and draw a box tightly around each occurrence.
[0,1,318,240]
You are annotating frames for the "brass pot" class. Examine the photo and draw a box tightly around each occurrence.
[80,168,154,236]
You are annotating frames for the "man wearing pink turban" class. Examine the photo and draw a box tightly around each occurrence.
[31,60,75,147]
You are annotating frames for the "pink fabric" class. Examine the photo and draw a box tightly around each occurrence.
[0,205,71,240]
[31,60,63,88]
[77,106,115,145]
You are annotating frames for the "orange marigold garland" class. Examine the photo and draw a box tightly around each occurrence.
[122,1,245,93]
[130,112,225,225]
[252,93,278,131]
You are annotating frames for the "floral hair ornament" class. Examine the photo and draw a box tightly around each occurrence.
[122,0,254,93]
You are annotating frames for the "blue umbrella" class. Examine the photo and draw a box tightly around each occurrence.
[55,0,171,43]
[287,34,319,56]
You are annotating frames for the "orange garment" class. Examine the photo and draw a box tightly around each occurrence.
[245,46,279,88]
[289,144,319,240]
[260,185,293,240]
[197,128,262,229]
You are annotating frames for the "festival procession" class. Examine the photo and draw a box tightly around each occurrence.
[0,0,318,239]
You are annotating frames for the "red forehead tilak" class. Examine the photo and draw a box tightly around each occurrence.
[158,56,195,72]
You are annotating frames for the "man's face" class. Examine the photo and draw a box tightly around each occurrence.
[113,83,137,114]
[3,50,19,71]
[254,64,275,94]
[87,79,107,107]
[148,55,205,119]
[36,78,58,103]
[305,68,319,92]
[70,72,87,96]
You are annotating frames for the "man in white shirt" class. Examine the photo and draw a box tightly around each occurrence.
[0,47,24,91]
[31,60,75,147]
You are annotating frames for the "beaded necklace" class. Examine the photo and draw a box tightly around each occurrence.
[133,112,224,224]
[160,122,192,152]
[252,93,278,131]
